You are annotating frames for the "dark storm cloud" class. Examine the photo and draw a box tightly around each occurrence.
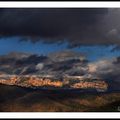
[0,8,109,46]
[0,8,120,47]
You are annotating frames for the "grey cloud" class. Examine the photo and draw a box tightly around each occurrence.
[1,8,118,47]
[36,63,44,70]
[88,57,120,81]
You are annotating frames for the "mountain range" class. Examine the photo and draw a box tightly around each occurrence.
[0,50,120,91]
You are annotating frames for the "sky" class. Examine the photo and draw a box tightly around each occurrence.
[0,8,120,84]
[0,37,120,62]
[0,8,120,62]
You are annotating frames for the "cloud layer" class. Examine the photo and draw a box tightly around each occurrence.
[88,57,120,82]
[0,8,120,48]
[0,50,119,82]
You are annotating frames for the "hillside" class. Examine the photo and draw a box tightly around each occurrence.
[0,84,120,112]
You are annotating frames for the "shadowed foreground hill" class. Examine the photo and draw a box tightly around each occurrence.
[0,84,120,112]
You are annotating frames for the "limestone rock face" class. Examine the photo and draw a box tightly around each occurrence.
[0,75,108,91]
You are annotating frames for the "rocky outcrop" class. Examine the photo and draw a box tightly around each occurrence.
[0,75,108,91]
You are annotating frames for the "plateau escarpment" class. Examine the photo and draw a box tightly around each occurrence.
[0,74,108,91]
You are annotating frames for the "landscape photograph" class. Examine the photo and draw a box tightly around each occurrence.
[0,8,120,112]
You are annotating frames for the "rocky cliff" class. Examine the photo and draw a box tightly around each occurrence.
[0,75,108,91]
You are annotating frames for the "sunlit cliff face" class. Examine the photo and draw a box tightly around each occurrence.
[0,75,108,90]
